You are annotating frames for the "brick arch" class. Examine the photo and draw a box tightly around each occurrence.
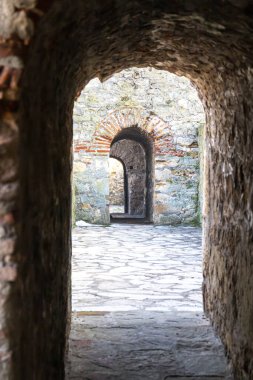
[75,107,184,157]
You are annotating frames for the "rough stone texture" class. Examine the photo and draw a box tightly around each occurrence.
[0,1,252,379]
[71,225,204,313]
[73,67,204,224]
[0,109,18,379]
[203,73,253,380]
[0,0,33,377]
[74,154,110,224]
[67,225,232,379]
[68,311,232,380]
[109,158,125,211]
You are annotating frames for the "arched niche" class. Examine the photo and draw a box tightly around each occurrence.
[110,126,154,222]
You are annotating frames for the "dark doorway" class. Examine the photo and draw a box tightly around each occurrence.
[110,127,153,222]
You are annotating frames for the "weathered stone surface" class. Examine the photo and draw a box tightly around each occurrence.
[203,73,253,380]
[0,0,252,379]
[73,67,204,225]
[67,225,232,379]
[71,225,203,312]
[67,311,232,380]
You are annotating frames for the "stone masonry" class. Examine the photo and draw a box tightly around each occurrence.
[73,67,205,225]
[0,1,252,379]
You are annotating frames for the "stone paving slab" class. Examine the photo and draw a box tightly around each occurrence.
[67,311,232,380]
[67,225,232,379]
[72,225,203,312]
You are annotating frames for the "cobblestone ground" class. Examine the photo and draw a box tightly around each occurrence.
[66,225,232,380]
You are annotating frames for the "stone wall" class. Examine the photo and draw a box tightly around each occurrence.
[203,72,253,380]
[74,154,109,224]
[73,67,205,225]
[0,1,252,379]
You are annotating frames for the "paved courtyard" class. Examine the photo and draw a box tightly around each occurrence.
[67,225,232,380]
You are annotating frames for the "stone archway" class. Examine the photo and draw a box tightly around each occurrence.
[74,106,200,225]
[0,1,252,378]
[110,129,151,221]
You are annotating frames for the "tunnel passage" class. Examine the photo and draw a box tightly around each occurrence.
[1,1,253,379]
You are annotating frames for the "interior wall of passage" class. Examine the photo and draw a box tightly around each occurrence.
[0,1,252,379]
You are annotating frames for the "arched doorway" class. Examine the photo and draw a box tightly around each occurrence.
[109,127,153,222]
[111,139,146,218]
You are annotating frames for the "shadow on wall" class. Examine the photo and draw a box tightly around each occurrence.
[3,1,251,379]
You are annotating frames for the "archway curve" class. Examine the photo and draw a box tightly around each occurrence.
[15,1,253,379]
[75,107,183,158]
